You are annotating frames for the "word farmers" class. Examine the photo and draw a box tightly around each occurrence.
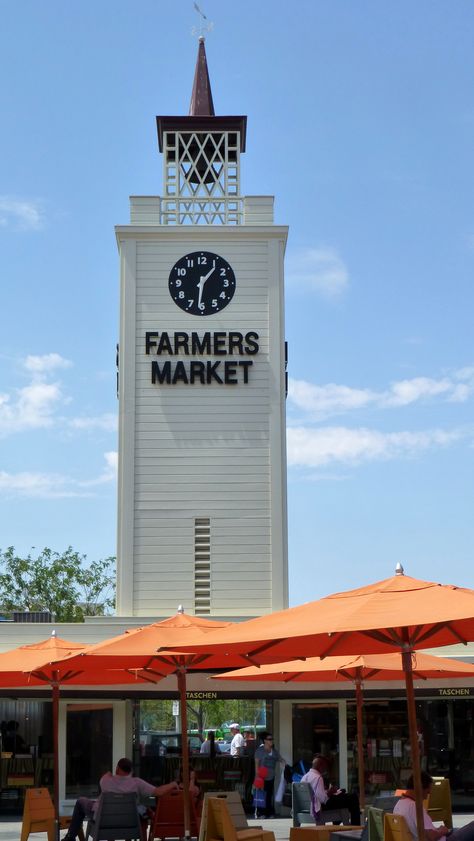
[145,330,259,356]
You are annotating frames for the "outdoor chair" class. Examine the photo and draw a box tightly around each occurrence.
[427,778,452,829]
[86,791,143,841]
[366,806,385,841]
[20,787,85,841]
[292,782,350,827]
[384,813,412,841]
[199,791,273,841]
[371,796,400,812]
[148,791,200,840]
[205,796,275,841]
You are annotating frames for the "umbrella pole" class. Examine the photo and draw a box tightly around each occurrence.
[177,667,191,838]
[355,675,365,810]
[52,679,60,841]
[402,648,424,841]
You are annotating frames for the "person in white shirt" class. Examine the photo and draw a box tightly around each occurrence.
[394,773,474,841]
[230,723,245,757]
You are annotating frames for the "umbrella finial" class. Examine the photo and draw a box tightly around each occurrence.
[395,563,405,576]
[51,629,56,637]
[177,605,184,614]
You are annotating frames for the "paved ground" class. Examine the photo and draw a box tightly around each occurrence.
[1,813,473,841]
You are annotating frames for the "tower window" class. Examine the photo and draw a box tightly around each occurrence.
[194,518,211,615]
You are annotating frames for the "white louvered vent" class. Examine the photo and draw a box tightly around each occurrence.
[195,518,211,615]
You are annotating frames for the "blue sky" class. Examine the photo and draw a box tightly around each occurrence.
[1,1,473,607]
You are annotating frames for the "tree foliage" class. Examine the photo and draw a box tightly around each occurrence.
[0,546,116,622]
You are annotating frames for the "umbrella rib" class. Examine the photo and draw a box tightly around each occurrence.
[415,622,467,646]
[124,668,166,684]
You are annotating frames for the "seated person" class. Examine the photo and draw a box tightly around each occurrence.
[63,757,180,841]
[394,772,474,841]
[301,755,360,825]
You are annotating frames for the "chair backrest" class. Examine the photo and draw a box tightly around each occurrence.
[366,806,385,841]
[372,796,400,812]
[21,788,55,841]
[149,791,200,840]
[199,791,246,841]
[90,791,141,841]
[427,778,452,829]
[384,813,412,841]
[292,782,312,812]
[206,797,237,841]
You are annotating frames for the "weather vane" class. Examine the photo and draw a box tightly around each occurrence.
[192,2,214,38]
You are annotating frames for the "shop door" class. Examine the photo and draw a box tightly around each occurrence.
[292,703,340,784]
[65,704,113,798]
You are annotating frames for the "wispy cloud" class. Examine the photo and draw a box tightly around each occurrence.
[0,452,118,499]
[0,196,45,231]
[289,367,474,420]
[287,426,464,469]
[286,246,349,298]
[0,353,72,437]
[69,414,118,432]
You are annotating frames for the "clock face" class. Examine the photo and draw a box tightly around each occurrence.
[168,251,236,316]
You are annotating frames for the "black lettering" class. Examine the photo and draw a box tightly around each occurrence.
[213,332,227,355]
[157,332,173,354]
[192,332,211,354]
[174,332,190,354]
[206,360,223,384]
[245,332,259,355]
[190,361,206,384]
[228,331,244,355]
[151,361,171,384]
[224,362,238,384]
[172,361,189,384]
[239,360,253,383]
[145,332,158,355]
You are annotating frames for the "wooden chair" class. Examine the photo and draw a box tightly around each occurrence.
[20,787,85,841]
[427,778,452,829]
[292,783,350,827]
[366,806,384,841]
[206,797,275,841]
[384,814,412,841]
[148,791,200,840]
[86,791,142,841]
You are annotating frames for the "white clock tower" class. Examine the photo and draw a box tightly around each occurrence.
[115,38,288,618]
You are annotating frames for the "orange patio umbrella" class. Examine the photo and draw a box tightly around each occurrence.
[0,633,91,836]
[47,609,251,839]
[215,650,474,808]
[161,565,474,840]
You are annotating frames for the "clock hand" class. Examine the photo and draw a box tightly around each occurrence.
[197,277,204,308]
[201,261,216,283]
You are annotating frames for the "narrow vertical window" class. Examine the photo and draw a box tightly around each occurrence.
[194,518,211,615]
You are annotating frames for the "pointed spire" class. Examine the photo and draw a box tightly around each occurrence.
[189,36,215,116]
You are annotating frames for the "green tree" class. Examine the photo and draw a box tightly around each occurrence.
[0,546,116,622]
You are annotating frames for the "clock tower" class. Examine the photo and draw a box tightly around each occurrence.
[115,38,288,618]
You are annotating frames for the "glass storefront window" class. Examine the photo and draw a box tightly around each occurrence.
[65,704,113,798]
[292,703,340,783]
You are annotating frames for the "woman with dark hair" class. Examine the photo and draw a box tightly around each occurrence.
[254,732,286,818]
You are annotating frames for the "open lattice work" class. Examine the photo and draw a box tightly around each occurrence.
[162,130,243,224]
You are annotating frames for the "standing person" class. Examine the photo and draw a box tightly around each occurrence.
[394,772,474,841]
[230,723,245,757]
[200,730,216,757]
[254,732,286,819]
[62,757,181,841]
[301,756,360,826]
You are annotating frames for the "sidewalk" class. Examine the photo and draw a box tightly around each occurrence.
[1,813,473,841]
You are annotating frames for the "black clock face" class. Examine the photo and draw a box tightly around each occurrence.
[168,251,236,316]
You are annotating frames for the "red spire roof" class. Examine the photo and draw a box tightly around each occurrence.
[189,37,215,116]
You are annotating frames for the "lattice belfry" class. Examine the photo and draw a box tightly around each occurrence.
[162,129,242,225]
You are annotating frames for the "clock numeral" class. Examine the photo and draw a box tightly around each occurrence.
[219,291,226,299]
[175,279,182,288]
[198,303,205,311]
[177,268,186,277]
[212,299,218,308]
[197,255,207,265]
[187,299,194,308]
[186,259,194,267]
[220,268,226,277]
[178,291,185,299]
[223,279,229,287]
